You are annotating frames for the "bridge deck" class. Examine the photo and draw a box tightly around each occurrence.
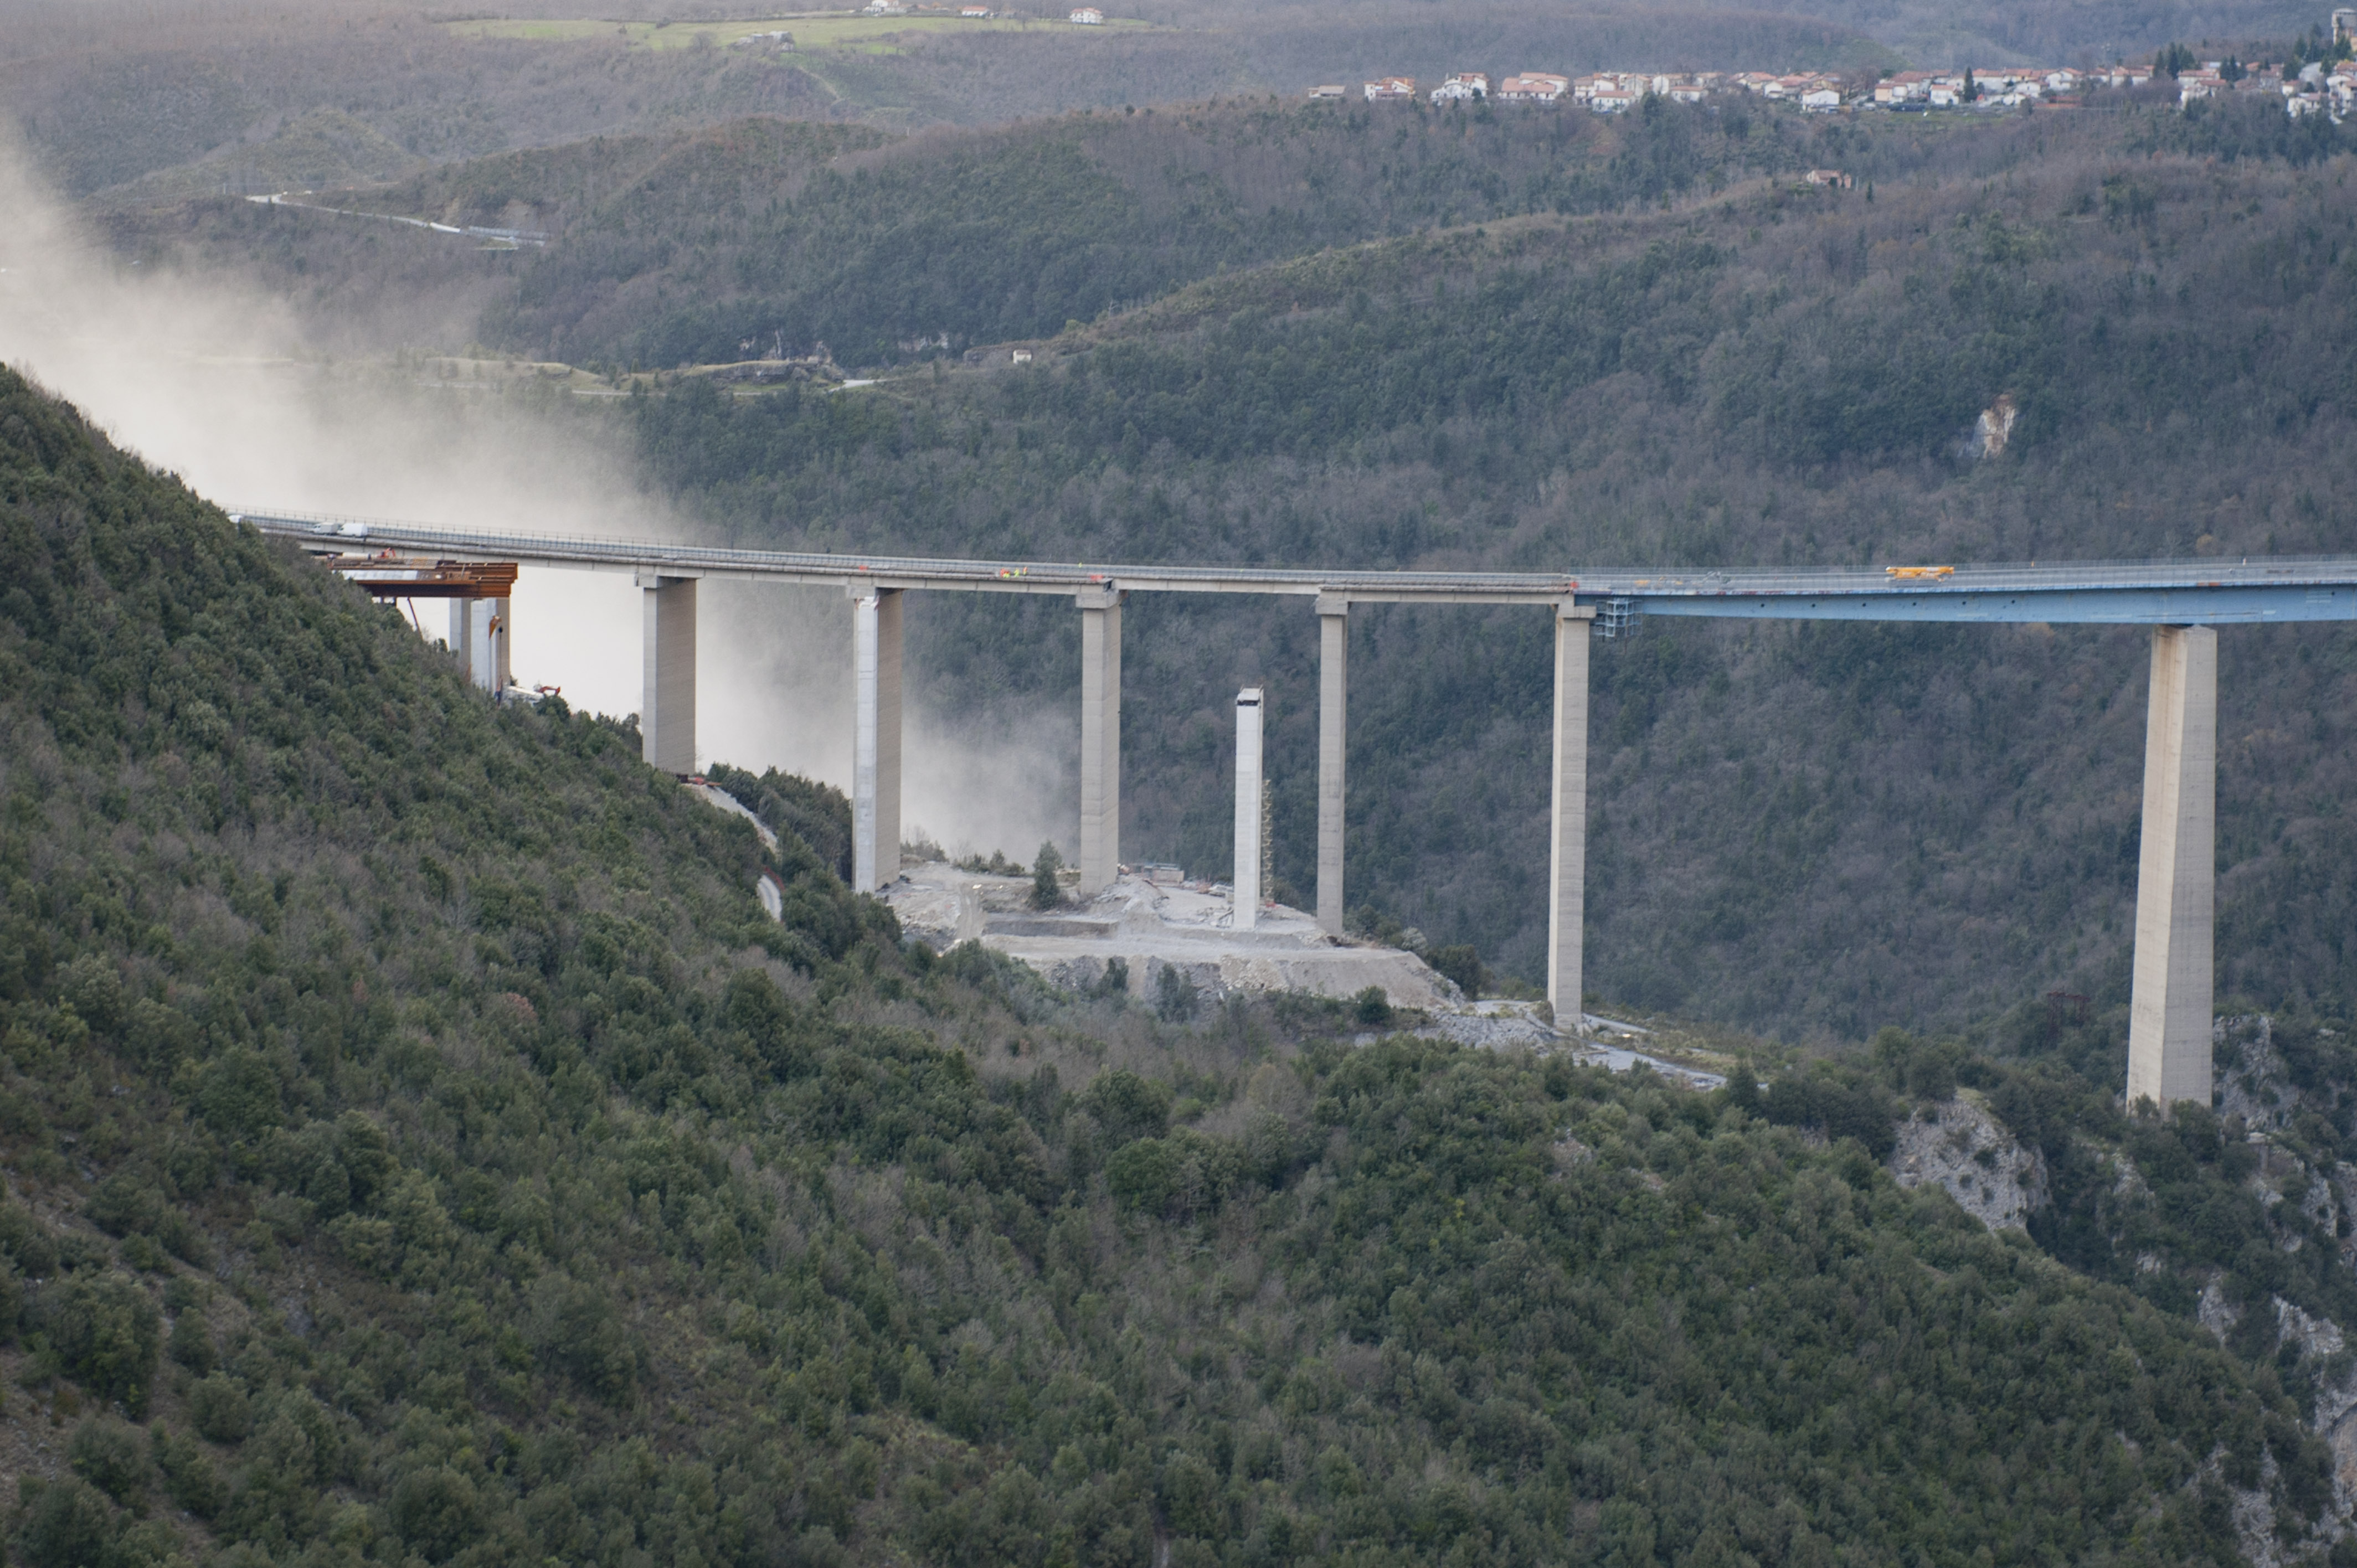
[233,509,2357,624]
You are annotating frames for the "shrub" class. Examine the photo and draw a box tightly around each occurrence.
[167,1311,215,1374]
[1428,945,1484,998]
[528,1275,639,1405]
[33,1274,161,1416]
[1154,963,1200,1023]
[13,1477,117,1568]
[85,1172,162,1239]
[0,1204,59,1279]
[1079,1070,1170,1146]
[188,1374,252,1444]
[67,1419,147,1504]
[391,1465,483,1564]
[1030,842,1064,910]
[151,1427,224,1520]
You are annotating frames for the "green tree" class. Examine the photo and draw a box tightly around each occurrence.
[1030,842,1064,910]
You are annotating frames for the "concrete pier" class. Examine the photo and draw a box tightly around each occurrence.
[1547,605,1596,1019]
[2127,625,2217,1110]
[447,598,507,693]
[1316,596,1348,936]
[1233,688,1264,931]
[1078,589,1123,896]
[637,572,698,773]
[852,588,904,893]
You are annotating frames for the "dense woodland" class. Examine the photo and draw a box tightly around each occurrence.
[13,359,2357,1566]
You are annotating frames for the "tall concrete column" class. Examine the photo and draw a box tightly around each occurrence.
[1077,587,1123,896]
[1547,604,1597,1023]
[450,599,503,693]
[2127,624,2217,1111]
[1316,595,1349,936]
[638,571,698,774]
[852,587,904,894]
[1233,688,1264,931]
[492,596,512,691]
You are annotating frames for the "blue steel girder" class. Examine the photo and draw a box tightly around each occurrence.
[1633,585,2357,625]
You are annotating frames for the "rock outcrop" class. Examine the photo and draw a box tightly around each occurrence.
[1887,1093,2047,1230]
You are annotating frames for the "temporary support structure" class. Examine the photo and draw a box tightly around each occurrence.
[1233,688,1264,930]
[449,599,508,693]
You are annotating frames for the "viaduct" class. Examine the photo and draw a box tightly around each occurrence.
[234,508,2357,1112]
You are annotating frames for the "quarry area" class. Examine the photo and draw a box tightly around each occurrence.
[884,860,1459,1009]
[876,859,1726,1087]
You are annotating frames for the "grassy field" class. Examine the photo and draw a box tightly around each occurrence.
[441,12,1161,51]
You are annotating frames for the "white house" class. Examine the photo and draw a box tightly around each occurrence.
[1430,71,1488,102]
[1363,76,1417,101]
[1496,73,1569,102]
[1068,6,1104,22]
[1800,86,1843,111]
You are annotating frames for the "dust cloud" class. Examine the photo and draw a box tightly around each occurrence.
[0,137,1071,864]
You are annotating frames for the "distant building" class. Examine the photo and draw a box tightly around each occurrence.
[1875,69,1934,104]
[1068,6,1104,20]
[1011,348,1034,363]
[959,5,990,15]
[1804,168,1853,187]
[2337,7,2357,44]
[1307,84,1348,99]
[1800,86,1843,111]
[1430,71,1488,102]
[1495,73,1569,102]
[1363,76,1417,101]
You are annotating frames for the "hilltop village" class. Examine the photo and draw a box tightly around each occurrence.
[1319,13,2357,120]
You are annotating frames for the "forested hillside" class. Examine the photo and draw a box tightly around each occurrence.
[484,97,1860,369]
[574,95,2357,1036]
[7,360,2328,1564]
[2,0,1881,209]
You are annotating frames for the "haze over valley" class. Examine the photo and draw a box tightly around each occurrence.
[8,0,2357,1563]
